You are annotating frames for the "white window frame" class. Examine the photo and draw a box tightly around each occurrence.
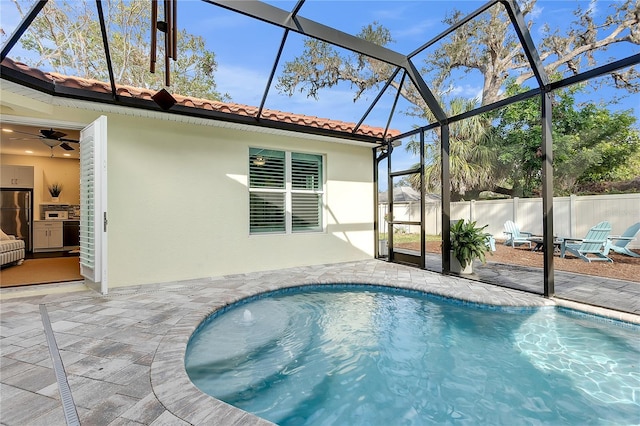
[249,148,325,235]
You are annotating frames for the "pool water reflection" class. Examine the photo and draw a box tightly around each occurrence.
[186,286,640,425]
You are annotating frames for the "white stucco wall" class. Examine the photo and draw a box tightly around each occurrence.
[1,89,375,288]
[107,115,374,286]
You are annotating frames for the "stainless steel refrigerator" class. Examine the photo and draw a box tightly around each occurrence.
[1,189,32,252]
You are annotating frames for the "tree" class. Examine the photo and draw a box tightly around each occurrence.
[6,0,226,100]
[277,22,396,102]
[427,0,639,105]
[277,0,639,198]
[277,0,638,109]
[401,83,640,199]
[491,84,640,196]
[405,97,496,200]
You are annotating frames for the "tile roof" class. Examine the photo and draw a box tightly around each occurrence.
[2,58,397,140]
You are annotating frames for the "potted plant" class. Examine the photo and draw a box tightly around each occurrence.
[450,219,491,274]
[48,183,63,202]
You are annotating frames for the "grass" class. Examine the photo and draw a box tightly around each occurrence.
[379,232,440,244]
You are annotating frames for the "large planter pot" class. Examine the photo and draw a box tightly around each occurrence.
[450,251,473,274]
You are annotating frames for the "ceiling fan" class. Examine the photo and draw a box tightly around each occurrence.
[8,128,79,153]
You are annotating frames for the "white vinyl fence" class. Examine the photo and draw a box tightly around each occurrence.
[379,193,640,248]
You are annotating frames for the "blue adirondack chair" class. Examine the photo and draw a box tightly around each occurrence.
[603,222,640,258]
[503,220,533,248]
[560,221,613,262]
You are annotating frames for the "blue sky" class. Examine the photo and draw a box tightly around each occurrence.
[198,0,637,175]
[193,0,638,131]
[2,0,636,182]
[1,0,637,139]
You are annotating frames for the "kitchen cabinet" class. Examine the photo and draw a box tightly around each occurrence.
[63,220,80,248]
[1,165,34,188]
[33,221,63,251]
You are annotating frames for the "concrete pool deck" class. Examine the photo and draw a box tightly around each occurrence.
[1,260,638,425]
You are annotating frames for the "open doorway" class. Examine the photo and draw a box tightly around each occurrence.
[0,119,82,287]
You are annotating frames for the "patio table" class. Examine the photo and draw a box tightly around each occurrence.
[527,236,563,253]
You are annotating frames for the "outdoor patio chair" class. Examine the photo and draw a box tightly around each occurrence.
[560,221,613,262]
[503,220,533,248]
[486,235,496,252]
[602,222,640,258]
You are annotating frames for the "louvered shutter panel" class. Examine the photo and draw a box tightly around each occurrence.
[79,115,107,293]
[292,193,321,231]
[292,153,322,231]
[249,149,285,188]
[291,153,322,190]
[80,135,96,274]
[250,193,286,233]
[249,149,286,233]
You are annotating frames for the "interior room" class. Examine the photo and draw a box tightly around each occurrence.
[0,122,82,287]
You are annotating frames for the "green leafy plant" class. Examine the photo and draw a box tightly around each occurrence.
[450,219,491,268]
[48,183,63,197]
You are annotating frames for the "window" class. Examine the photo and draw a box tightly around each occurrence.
[249,148,324,234]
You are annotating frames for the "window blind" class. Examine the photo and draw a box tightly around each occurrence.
[249,148,324,234]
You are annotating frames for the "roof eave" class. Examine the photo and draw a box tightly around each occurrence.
[1,65,385,145]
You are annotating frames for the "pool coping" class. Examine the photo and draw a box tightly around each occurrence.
[148,262,638,425]
[3,260,639,424]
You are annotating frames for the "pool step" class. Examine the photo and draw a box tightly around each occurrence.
[187,299,314,398]
[187,300,289,366]
[188,338,300,398]
[226,353,334,423]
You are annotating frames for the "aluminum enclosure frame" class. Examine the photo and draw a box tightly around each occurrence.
[2,0,639,298]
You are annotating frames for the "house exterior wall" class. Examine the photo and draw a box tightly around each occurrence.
[2,93,375,288]
[107,115,374,287]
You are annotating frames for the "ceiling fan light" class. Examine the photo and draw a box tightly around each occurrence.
[41,139,61,148]
[41,129,66,139]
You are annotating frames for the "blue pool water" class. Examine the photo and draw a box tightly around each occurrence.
[185,286,640,425]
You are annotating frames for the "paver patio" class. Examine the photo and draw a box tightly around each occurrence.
[1,260,638,425]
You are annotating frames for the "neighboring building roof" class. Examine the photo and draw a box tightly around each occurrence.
[379,186,442,203]
[380,186,417,203]
[1,58,398,140]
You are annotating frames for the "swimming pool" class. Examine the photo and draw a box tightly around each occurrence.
[185,285,640,425]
